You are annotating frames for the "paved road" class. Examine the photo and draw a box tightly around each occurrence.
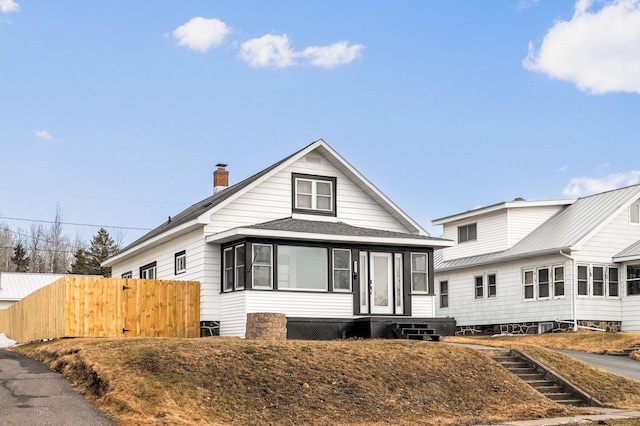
[555,349,640,381]
[0,349,114,426]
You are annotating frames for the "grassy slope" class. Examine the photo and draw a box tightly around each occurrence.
[11,337,579,426]
[446,331,640,409]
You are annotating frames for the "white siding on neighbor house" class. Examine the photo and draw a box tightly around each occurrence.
[442,212,508,261]
[579,208,640,263]
[575,298,622,322]
[411,295,435,317]
[622,290,640,332]
[204,153,412,235]
[436,255,574,327]
[507,206,564,248]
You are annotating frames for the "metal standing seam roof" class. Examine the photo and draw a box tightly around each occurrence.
[614,240,640,261]
[436,184,640,271]
[0,273,70,301]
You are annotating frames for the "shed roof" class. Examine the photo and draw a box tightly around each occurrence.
[614,240,640,262]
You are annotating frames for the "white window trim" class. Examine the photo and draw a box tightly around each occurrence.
[474,275,484,300]
[630,202,640,225]
[223,247,234,292]
[523,268,535,300]
[140,262,157,280]
[458,223,477,243]
[439,280,449,308]
[537,267,551,300]
[553,265,566,298]
[410,253,429,294]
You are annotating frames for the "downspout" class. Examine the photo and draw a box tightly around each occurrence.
[559,249,577,331]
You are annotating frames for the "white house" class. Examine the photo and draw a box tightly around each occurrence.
[103,140,454,339]
[432,185,640,334]
[0,272,74,309]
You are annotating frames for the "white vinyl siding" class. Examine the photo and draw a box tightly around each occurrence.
[442,213,507,261]
[204,154,414,236]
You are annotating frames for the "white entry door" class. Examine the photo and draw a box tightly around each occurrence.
[370,252,394,314]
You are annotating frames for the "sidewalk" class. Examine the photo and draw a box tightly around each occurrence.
[0,349,114,426]
[483,408,640,425]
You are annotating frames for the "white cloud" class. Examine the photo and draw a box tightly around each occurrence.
[557,165,569,173]
[301,41,364,69]
[173,17,230,53]
[240,34,296,68]
[34,130,52,140]
[0,0,19,13]
[240,34,363,69]
[516,0,541,12]
[523,0,640,94]
[563,170,640,197]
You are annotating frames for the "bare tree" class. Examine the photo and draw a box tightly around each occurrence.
[0,223,14,272]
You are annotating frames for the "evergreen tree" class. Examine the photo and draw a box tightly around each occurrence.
[11,242,30,272]
[70,247,92,275]
[70,228,119,277]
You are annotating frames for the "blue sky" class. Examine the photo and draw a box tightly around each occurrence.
[1,0,639,245]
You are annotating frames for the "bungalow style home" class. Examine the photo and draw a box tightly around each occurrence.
[103,140,454,339]
[432,184,640,335]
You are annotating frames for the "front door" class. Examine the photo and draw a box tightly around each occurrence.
[370,252,394,314]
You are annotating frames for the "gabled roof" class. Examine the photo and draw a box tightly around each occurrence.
[206,218,453,248]
[436,184,640,271]
[105,139,434,266]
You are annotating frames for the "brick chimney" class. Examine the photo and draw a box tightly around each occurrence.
[213,164,229,194]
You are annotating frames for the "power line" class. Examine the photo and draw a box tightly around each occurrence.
[0,216,152,231]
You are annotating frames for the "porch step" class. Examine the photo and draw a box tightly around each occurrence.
[392,322,440,341]
[492,352,592,407]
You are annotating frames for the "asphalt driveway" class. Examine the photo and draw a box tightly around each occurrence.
[555,349,640,381]
[0,349,114,426]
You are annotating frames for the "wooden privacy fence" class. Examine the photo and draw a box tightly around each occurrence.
[0,276,200,344]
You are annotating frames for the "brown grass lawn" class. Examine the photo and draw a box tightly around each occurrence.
[10,337,584,426]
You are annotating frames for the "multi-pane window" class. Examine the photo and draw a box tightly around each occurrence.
[609,267,619,297]
[538,268,550,298]
[474,275,484,299]
[121,271,132,278]
[627,265,640,295]
[458,223,477,243]
[175,251,186,275]
[411,253,428,293]
[253,244,273,289]
[140,262,157,279]
[394,253,403,311]
[333,249,352,292]
[487,273,497,298]
[592,266,604,296]
[523,269,534,299]
[440,280,449,308]
[235,245,245,290]
[631,202,640,224]
[554,266,565,297]
[293,174,336,215]
[577,265,588,296]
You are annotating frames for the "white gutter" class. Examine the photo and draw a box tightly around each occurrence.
[559,249,577,332]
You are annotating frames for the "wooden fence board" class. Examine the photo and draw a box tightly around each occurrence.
[0,277,200,343]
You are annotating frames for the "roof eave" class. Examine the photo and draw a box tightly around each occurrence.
[436,247,572,272]
[205,228,454,248]
[103,220,202,267]
[432,199,575,225]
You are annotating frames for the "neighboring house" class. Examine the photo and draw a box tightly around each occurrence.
[103,140,454,339]
[432,185,640,334]
[0,272,74,309]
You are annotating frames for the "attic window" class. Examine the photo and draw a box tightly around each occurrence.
[458,223,477,243]
[292,173,337,216]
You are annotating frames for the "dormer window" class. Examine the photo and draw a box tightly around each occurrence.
[292,173,336,216]
[458,223,477,243]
